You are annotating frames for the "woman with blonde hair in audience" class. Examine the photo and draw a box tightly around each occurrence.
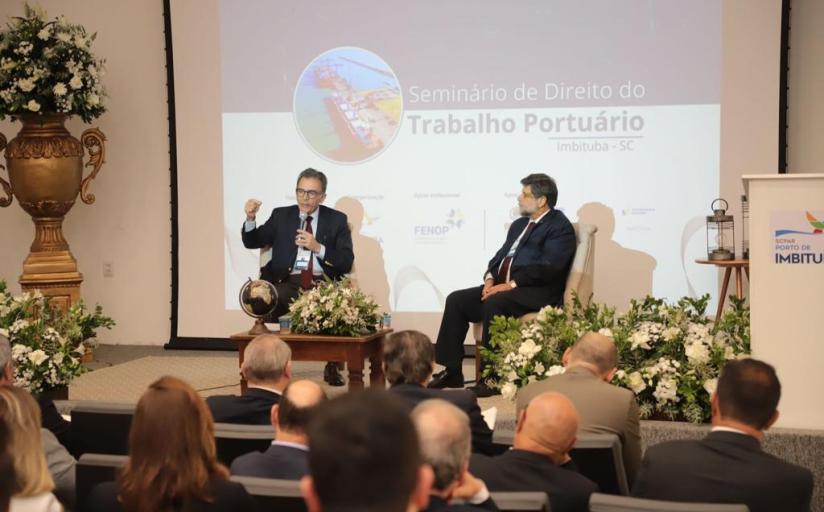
[86,376,254,512]
[0,387,62,512]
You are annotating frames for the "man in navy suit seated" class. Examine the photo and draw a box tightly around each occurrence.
[632,358,814,512]
[230,379,326,480]
[207,334,291,424]
[242,168,354,385]
[430,173,576,395]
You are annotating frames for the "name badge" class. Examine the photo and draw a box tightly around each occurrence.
[295,247,312,270]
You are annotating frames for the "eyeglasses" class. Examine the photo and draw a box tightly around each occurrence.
[296,188,322,199]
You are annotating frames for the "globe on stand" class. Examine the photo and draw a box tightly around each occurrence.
[239,278,279,335]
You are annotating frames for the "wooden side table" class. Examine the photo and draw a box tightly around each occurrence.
[230,329,392,392]
[695,259,750,320]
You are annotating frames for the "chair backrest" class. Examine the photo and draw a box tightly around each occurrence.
[564,222,597,309]
[589,493,750,512]
[231,475,307,512]
[76,453,128,510]
[214,423,275,466]
[70,401,135,457]
[571,433,629,496]
[490,491,551,512]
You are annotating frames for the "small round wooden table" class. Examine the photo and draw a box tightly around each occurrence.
[695,259,750,320]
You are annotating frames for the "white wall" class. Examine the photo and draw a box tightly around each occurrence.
[0,1,170,345]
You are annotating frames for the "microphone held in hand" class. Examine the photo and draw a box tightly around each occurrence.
[299,212,308,231]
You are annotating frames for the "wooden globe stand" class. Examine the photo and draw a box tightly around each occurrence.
[248,317,272,336]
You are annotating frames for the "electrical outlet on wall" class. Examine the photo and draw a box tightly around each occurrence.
[103,262,114,278]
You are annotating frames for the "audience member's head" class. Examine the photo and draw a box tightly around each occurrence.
[713,358,781,434]
[564,331,618,381]
[514,391,579,465]
[382,330,435,386]
[241,334,292,390]
[0,334,13,384]
[273,380,326,444]
[119,376,228,511]
[302,390,433,512]
[0,386,54,498]
[411,399,471,498]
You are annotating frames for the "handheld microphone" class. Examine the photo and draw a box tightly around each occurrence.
[299,212,308,231]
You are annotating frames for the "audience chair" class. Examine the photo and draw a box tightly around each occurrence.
[231,475,306,512]
[70,401,135,457]
[214,422,275,466]
[472,222,598,380]
[76,453,128,510]
[490,492,551,512]
[588,493,750,512]
[571,433,629,496]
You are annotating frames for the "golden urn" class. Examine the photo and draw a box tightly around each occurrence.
[0,114,106,310]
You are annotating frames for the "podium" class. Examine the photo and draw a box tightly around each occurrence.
[743,174,824,429]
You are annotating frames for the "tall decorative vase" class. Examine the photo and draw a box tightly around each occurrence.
[0,114,106,311]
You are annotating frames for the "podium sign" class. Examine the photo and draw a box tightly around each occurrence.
[744,174,824,429]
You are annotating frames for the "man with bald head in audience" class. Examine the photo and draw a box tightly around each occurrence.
[207,334,291,424]
[516,331,641,484]
[470,392,597,512]
[412,400,498,511]
[231,379,326,480]
[632,358,813,512]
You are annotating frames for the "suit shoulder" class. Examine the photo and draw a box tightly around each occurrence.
[438,388,479,408]
[321,204,348,220]
[643,438,700,458]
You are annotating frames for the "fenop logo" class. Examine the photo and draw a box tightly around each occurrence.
[772,211,824,265]
[414,209,466,241]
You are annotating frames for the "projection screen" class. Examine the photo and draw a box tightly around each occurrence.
[167,0,782,344]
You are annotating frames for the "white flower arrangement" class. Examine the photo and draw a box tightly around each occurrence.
[0,279,113,394]
[288,278,381,337]
[483,294,751,423]
[0,4,106,122]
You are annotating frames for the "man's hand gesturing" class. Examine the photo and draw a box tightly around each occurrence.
[245,199,262,221]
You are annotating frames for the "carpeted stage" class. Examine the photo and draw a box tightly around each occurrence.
[65,345,824,511]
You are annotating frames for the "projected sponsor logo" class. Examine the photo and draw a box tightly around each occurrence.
[414,210,466,242]
[293,47,403,164]
[772,211,824,265]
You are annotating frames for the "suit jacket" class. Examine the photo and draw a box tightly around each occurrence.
[206,387,280,425]
[41,428,76,510]
[632,431,814,512]
[485,209,576,309]
[470,450,597,512]
[230,442,309,480]
[424,495,499,512]
[515,366,642,485]
[36,393,76,457]
[86,478,256,512]
[389,383,495,455]
[241,204,354,283]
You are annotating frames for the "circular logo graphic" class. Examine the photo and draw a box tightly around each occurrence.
[293,47,403,164]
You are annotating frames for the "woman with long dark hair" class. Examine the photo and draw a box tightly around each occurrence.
[86,376,255,512]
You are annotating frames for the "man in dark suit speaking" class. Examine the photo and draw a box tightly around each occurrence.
[430,174,576,394]
[632,358,814,512]
[242,168,354,385]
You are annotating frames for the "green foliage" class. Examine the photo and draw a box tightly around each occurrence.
[0,279,114,393]
[0,3,106,122]
[485,292,751,423]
